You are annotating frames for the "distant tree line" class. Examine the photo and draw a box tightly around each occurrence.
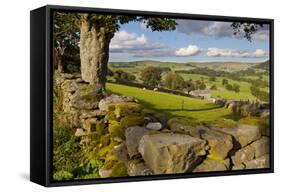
[221,78,240,93]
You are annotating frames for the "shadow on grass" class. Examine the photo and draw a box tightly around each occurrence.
[108,89,226,120]
[221,113,242,121]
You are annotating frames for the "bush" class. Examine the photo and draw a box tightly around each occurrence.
[53,171,73,181]
[53,117,82,178]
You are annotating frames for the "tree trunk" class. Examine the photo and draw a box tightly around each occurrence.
[80,14,111,91]
[53,46,65,73]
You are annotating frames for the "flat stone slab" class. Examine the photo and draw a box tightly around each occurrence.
[170,124,233,160]
[212,124,261,148]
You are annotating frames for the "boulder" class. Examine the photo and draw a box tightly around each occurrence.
[212,124,261,148]
[244,154,270,169]
[146,122,162,130]
[113,142,129,162]
[98,94,136,112]
[125,126,148,158]
[138,133,206,174]
[193,158,230,172]
[170,124,233,160]
[231,145,255,165]
[250,136,270,158]
[127,160,153,176]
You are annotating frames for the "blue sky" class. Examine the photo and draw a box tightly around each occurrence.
[109,19,269,63]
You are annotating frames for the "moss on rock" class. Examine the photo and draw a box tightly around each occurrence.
[108,120,125,140]
[104,155,118,169]
[111,162,128,177]
[168,117,199,127]
[120,115,144,129]
[96,119,106,135]
[114,102,143,118]
[104,111,118,121]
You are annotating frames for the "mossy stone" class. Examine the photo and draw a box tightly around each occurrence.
[104,111,118,121]
[120,115,144,129]
[108,120,125,140]
[141,108,155,116]
[114,102,143,118]
[111,162,128,177]
[168,117,198,127]
[96,120,105,135]
[100,134,111,147]
[104,155,118,169]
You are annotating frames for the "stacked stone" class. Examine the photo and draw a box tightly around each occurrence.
[55,73,270,178]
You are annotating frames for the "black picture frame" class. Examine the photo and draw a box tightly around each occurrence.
[30,4,274,187]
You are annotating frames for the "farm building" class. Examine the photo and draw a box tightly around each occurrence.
[189,90,211,99]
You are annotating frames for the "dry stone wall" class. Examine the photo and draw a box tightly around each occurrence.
[54,73,270,178]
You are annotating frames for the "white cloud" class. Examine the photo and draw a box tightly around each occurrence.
[253,49,267,57]
[207,48,268,58]
[110,30,173,57]
[110,30,147,49]
[175,45,201,56]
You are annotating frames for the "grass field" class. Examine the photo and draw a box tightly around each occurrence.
[109,60,269,101]
[107,83,234,122]
[178,73,257,100]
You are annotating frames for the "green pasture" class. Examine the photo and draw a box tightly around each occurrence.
[107,83,234,122]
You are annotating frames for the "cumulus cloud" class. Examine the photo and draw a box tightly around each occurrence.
[176,19,269,40]
[110,30,173,57]
[175,45,201,56]
[110,30,147,49]
[207,48,268,58]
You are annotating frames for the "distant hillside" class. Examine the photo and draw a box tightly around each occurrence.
[253,60,270,70]
[109,60,267,72]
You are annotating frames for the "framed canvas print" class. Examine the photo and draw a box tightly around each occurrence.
[30,5,274,187]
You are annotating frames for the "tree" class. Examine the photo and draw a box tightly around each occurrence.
[222,78,228,86]
[53,12,80,73]
[210,84,217,90]
[164,72,185,90]
[195,80,206,90]
[140,67,162,87]
[231,22,264,42]
[113,70,136,82]
[79,14,176,91]
[225,83,233,91]
[184,79,195,94]
[233,83,240,93]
